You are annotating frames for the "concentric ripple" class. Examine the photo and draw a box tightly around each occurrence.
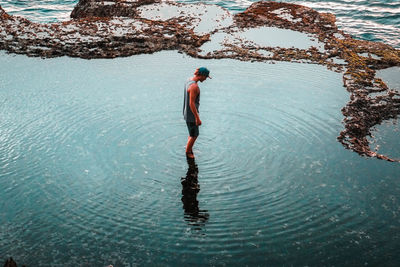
[0,0,399,265]
[1,51,400,266]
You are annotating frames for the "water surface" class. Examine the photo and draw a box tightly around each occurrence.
[1,51,400,266]
[369,67,400,160]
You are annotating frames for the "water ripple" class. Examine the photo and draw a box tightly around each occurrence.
[1,50,399,266]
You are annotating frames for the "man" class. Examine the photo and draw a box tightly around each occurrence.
[183,67,211,158]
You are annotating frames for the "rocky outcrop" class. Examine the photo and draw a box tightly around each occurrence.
[0,5,5,16]
[0,2,209,58]
[70,0,160,19]
[234,1,338,35]
[337,39,400,161]
[3,257,25,267]
[0,0,399,161]
[3,258,17,267]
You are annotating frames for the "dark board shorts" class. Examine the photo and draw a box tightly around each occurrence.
[186,121,199,137]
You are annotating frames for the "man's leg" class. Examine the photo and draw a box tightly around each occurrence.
[186,122,199,158]
[186,136,197,156]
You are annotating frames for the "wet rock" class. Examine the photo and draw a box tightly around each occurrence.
[0,4,209,58]
[234,1,338,35]
[3,258,25,267]
[70,0,160,19]
[3,258,17,267]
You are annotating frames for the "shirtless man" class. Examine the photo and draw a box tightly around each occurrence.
[183,67,211,158]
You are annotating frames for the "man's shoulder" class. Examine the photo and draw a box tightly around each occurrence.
[188,82,199,90]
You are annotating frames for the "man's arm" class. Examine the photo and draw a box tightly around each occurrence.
[188,83,202,126]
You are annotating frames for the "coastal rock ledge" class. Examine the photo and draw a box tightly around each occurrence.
[1,0,400,162]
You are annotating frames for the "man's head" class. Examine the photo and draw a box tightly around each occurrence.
[195,67,211,82]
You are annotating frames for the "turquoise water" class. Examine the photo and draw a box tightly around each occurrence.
[0,0,399,48]
[0,0,76,23]
[1,0,400,266]
[1,50,400,266]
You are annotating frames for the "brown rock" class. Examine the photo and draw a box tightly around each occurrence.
[70,0,160,19]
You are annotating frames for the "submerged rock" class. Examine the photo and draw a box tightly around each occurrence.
[3,258,25,267]
[0,0,399,162]
[3,258,17,267]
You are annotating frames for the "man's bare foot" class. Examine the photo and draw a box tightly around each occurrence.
[186,151,195,159]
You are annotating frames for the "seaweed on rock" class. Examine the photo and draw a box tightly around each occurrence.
[1,0,399,161]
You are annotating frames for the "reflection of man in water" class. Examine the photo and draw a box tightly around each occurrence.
[181,157,209,228]
[183,67,211,159]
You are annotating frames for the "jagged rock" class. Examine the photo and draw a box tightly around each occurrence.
[3,258,17,267]
[0,4,210,58]
[234,1,338,34]
[70,0,160,19]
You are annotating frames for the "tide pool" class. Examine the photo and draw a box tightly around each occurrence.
[1,51,400,266]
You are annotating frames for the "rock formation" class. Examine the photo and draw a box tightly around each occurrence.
[1,0,399,161]
[3,257,25,267]
[70,0,161,19]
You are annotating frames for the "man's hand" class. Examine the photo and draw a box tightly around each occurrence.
[196,118,202,126]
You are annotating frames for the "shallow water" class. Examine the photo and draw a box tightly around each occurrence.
[369,67,400,160]
[1,51,400,266]
[199,26,324,56]
[376,66,400,91]
[235,26,325,51]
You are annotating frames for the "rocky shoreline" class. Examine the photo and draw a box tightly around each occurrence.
[1,0,399,162]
